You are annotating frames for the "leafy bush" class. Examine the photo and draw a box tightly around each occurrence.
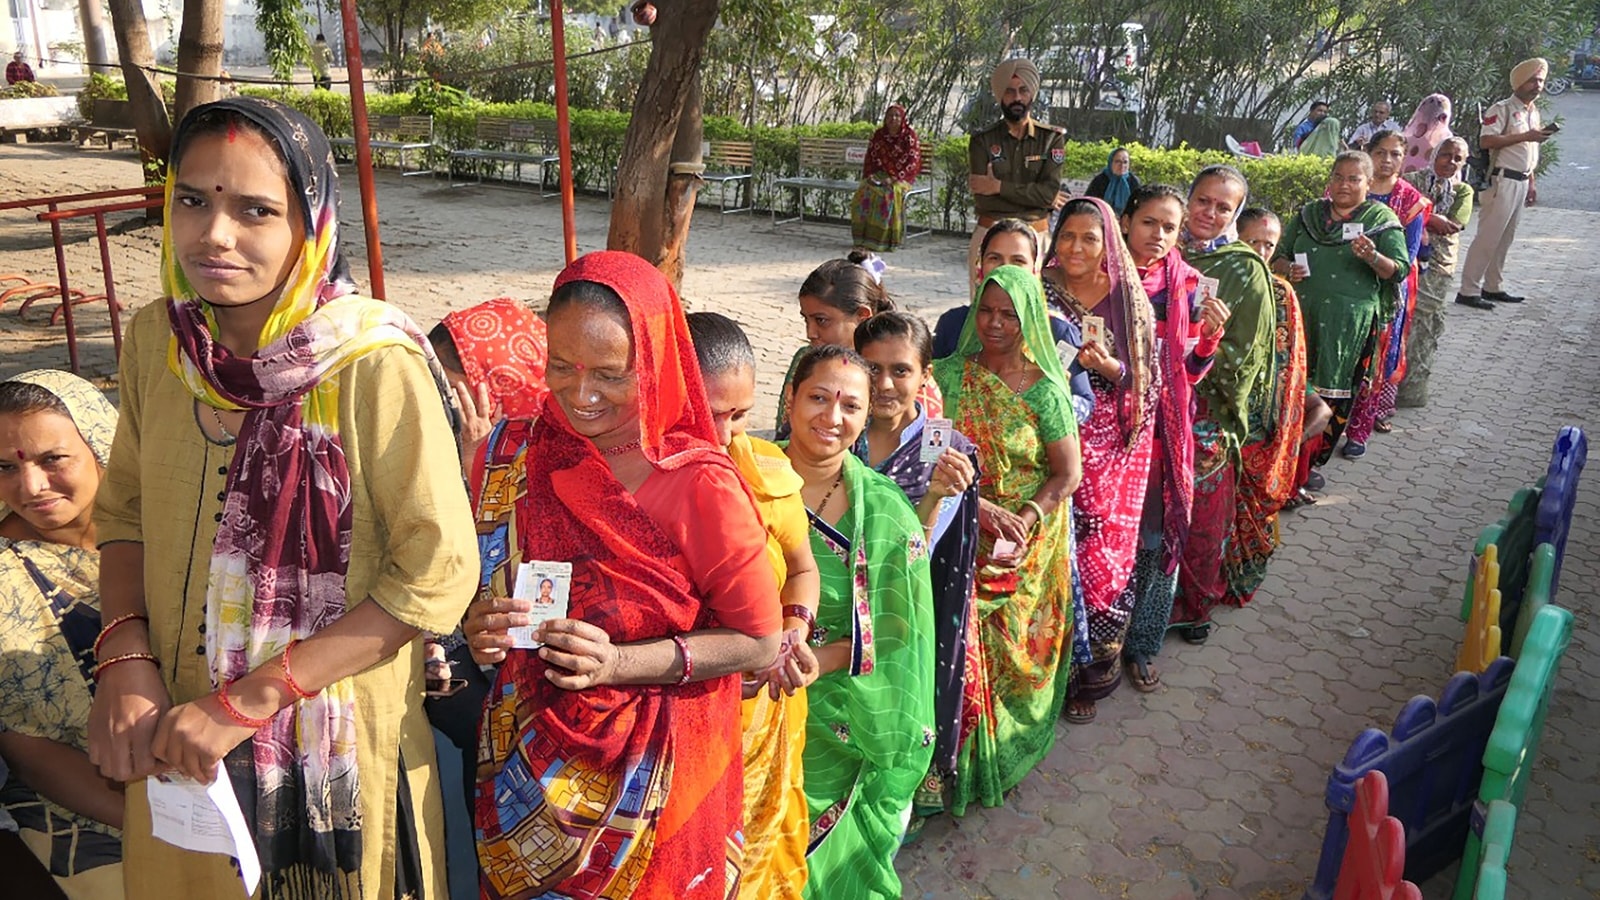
[74,72,177,119]
[0,81,60,100]
[260,88,1333,227]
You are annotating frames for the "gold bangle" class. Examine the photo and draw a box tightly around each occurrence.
[1021,499,1046,524]
[91,652,159,680]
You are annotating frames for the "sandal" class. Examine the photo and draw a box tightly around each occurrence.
[1374,419,1393,434]
[1128,658,1161,693]
[1065,699,1097,724]
[1180,622,1212,645]
[1283,488,1318,511]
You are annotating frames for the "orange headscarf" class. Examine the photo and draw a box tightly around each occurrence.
[440,297,549,419]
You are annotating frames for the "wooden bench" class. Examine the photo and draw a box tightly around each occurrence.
[75,99,138,149]
[771,137,930,238]
[330,115,434,175]
[447,117,560,195]
[700,140,755,216]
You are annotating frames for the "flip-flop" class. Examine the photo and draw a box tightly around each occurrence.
[1180,622,1212,645]
[1129,659,1161,693]
[1374,420,1393,434]
[1065,700,1097,724]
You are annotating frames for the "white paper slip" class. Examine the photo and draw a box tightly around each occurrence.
[1294,252,1310,274]
[509,560,573,649]
[1342,222,1365,241]
[920,418,953,463]
[1082,315,1108,352]
[148,762,261,896]
[992,539,1018,558]
[1195,275,1221,305]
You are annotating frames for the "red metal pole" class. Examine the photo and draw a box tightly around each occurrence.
[550,0,578,264]
[46,203,79,374]
[338,0,387,299]
[94,212,125,360]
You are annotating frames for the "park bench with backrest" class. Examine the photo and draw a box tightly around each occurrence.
[447,117,560,195]
[699,140,755,216]
[330,114,435,175]
[771,137,929,238]
[75,99,138,149]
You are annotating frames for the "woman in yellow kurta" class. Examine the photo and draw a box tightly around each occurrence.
[86,98,477,900]
[688,311,822,900]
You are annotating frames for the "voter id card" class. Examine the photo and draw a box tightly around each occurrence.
[1082,315,1108,352]
[508,560,572,649]
[1342,222,1365,241]
[921,418,952,463]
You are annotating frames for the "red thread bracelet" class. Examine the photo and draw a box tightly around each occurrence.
[93,613,149,660]
[671,634,693,686]
[279,639,318,700]
[217,680,273,729]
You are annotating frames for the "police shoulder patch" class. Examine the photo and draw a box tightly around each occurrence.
[1050,146,1065,164]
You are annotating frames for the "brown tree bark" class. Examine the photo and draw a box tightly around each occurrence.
[104,0,171,171]
[173,0,224,121]
[607,0,720,290]
[77,0,113,72]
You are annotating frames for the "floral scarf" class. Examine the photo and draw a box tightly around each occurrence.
[161,97,445,897]
[862,104,921,184]
[1139,249,1199,571]
[441,296,549,419]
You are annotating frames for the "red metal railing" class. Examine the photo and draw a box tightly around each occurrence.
[0,185,162,373]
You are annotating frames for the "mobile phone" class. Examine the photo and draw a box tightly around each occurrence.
[1543,122,1561,133]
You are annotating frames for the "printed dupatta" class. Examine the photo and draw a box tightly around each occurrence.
[1368,179,1431,385]
[441,297,550,419]
[856,414,981,776]
[862,104,921,184]
[161,97,446,897]
[1139,250,1200,572]
[1046,195,1157,449]
[477,251,749,900]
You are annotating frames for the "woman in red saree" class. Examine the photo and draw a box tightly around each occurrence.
[463,251,783,899]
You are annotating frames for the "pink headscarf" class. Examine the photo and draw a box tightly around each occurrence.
[1401,94,1452,174]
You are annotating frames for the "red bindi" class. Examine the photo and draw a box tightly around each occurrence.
[14,450,24,460]
[574,362,585,371]
[215,185,224,192]
[226,120,238,143]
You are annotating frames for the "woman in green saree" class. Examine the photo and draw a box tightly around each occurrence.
[782,345,936,900]
[1273,151,1408,472]
[932,264,1082,814]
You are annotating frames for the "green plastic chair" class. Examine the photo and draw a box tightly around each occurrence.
[1451,604,1575,900]
[1471,800,1516,900]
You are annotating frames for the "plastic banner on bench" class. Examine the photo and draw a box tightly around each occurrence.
[1304,658,1515,900]
[1451,604,1575,900]
[1333,771,1421,900]
[1532,426,1586,597]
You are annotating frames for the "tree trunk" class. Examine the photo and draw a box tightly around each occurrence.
[78,0,112,71]
[607,0,720,289]
[105,0,171,172]
[173,0,224,121]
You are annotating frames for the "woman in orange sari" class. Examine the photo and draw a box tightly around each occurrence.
[464,251,783,899]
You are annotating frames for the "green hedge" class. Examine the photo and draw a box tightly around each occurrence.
[240,87,1333,227]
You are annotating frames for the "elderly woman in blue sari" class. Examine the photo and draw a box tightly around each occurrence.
[781,345,936,900]
[851,311,980,810]
[934,265,1081,813]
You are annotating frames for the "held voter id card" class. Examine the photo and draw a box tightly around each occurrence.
[508,560,573,649]
[1082,315,1108,353]
[1342,222,1365,241]
[921,418,953,463]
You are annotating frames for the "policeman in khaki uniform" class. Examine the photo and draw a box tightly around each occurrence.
[967,57,1066,282]
[1455,57,1554,310]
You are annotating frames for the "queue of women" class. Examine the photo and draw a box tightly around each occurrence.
[0,94,1473,900]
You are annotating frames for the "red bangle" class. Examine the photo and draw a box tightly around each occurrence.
[93,613,149,659]
[216,680,274,729]
[279,639,318,700]
[671,634,693,686]
[781,604,817,641]
[91,652,159,680]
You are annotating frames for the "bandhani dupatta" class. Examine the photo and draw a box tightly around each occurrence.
[161,97,442,897]
[1048,195,1156,449]
[862,104,921,184]
[1139,249,1199,572]
[477,251,746,900]
[441,297,549,419]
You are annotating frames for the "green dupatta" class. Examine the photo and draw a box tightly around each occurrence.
[800,452,935,900]
[1181,241,1279,455]
[931,265,1079,814]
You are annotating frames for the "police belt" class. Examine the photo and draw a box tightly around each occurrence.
[1490,167,1530,181]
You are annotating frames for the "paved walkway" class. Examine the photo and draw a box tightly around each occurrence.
[0,143,1594,900]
